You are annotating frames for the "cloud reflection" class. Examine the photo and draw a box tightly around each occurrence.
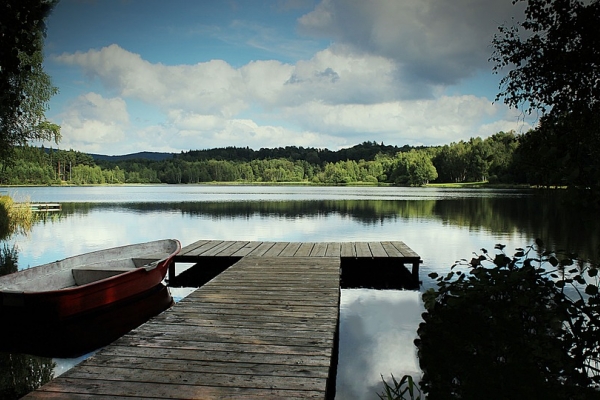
[336,289,423,400]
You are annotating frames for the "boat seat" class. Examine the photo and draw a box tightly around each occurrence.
[71,253,171,286]
[72,258,137,286]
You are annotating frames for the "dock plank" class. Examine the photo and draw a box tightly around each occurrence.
[325,243,341,257]
[295,242,314,257]
[354,242,372,258]
[340,242,356,257]
[201,240,239,256]
[278,242,301,257]
[263,242,290,257]
[185,240,224,257]
[368,242,388,257]
[179,239,210,255]
[230,241,263,257]
[310,243,328,257]
[246,242,276,257]
[210,240,249,257]
[391,241,420,258]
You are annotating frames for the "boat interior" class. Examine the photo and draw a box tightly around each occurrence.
[0,256,166,291]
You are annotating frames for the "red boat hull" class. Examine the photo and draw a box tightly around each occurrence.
[0,239,181,356]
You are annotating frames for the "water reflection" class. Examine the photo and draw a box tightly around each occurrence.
[336,289,423,400]
[0,352,55,399]
[41,193,600,262]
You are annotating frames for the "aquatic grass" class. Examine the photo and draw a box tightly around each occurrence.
[0,195,34,239]
[378,374,423,400]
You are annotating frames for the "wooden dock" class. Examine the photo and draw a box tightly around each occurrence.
[24,240,421,399]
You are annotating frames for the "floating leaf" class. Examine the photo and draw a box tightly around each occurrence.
[429,272,439,279]
[588,268,598,277]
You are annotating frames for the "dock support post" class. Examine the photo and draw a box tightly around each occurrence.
[168,260,176,283]
[411,261,421,287]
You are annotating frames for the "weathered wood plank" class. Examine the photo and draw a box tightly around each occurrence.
[263,242,291,257]
[246,242,276,257]
[278,242,301,257]
[85,355,329,378]
[325,242,341,257]
[201,240,240,256]
[209,240,249,257]
[97,345,333,367]
[354,242,372,258]
[368,241,388,257]
[230,241,263,257]
[310,243,328,257]
[295,242,314,257]
[340,242,356,257]
[179,239,210,255]
[381,241,405,257]
[26,378,325,400]
[185,240,224,256]
[390,241,420,258]
[66,365,328,391]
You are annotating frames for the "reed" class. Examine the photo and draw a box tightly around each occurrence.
[0,195,34,239]
[378,374,423,400]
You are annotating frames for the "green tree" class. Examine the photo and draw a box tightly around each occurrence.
[0,0,61,167]
[390,150,437,186]
[491,0,600,200]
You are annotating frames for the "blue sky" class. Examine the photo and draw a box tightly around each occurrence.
[41,0,533,155]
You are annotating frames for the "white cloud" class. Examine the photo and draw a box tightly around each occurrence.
[55,92,129,152]
[56,45,248,118]
[278,95,513,146]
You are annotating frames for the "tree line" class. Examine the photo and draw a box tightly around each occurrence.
[0,131,550,186]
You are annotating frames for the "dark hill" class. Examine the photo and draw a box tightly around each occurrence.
[90,151,174,162]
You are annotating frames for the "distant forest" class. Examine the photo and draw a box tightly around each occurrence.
[0,131,554,186]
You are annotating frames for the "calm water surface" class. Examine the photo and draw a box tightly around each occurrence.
[1,185,597,399]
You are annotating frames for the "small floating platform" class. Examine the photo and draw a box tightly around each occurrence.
[23,240,422,399]
[29,203,61,212]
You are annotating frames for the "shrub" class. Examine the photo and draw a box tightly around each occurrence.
[415,240,600,399]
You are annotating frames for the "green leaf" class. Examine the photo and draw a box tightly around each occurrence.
[588,268,598,277]
[429,272,439,279]
[535,238,544,248]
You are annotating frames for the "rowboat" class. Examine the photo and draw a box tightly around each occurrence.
[0,239,180,356]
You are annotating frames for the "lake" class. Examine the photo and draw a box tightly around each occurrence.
[1,185,597,399]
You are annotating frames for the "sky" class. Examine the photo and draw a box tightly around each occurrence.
[40,0,534,156]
